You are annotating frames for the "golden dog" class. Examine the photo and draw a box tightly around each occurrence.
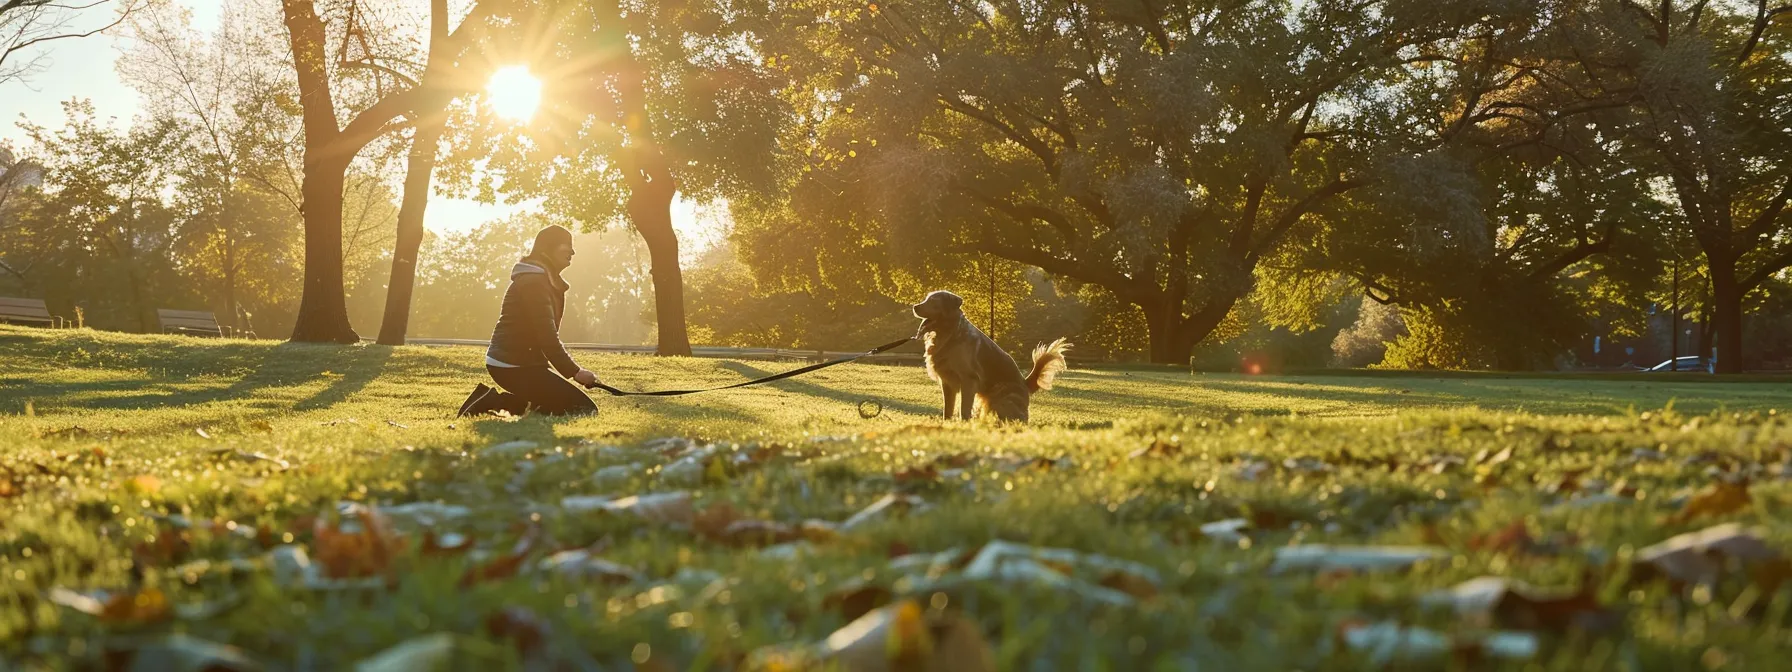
[911,290,1070,423]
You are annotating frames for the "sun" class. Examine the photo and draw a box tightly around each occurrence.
[486,66,542,122]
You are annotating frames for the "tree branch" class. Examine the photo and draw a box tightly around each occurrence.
[1740,245,1792,293]
[1248,178,1364,263]
[1744,176,1792,242]
[1525,219,1617,281]
[1737,2,1792,65]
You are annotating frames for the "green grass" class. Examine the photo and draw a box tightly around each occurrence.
[2,325,1791,670]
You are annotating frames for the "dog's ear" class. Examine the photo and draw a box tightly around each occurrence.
[940,292,963,310]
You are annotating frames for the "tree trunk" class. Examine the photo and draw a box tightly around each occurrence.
[289,157,359,343]
[1140,293,1235,365]
[1710,264,1744,374]
[223,233,239,333]
[629,160,692,356]
[376,117,445,346]
[594,0,691,356]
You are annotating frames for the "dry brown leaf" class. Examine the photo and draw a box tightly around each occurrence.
[420,530,475,557]
[312,506,408,579]
[1126,439,1181,460]
[892,465,940,483]
[1098,571,1159,601]
[1468,522,1536,555]
[100,588,172,626]
[822,584,894,621]
[1633,523,1787,590]
[1424,576,1619,633]
[131,528,194,567]
[460,526,542,587]
[486,606,552,663]
[1668,480,1751,524]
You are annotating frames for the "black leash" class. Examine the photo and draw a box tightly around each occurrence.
[582,336,917,396]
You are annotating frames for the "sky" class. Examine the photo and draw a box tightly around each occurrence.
[0,0,724,252]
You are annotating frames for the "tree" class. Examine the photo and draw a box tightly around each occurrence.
[120,1,292,332]
[1,0,149,84]
[745,0,1546,363]
[1316,142,1666,369]
[445,0,785,357]
[373,0,499,346]
[276,0,493,343]
[1554,1,1792,372]
[0,143,45,290]
[15,101,189,331]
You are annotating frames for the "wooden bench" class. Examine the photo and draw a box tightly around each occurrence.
[157,309,227,338]
[0,297,65,328]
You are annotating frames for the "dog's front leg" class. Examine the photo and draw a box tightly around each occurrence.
[941,384,958,420]
[959,382,977,421]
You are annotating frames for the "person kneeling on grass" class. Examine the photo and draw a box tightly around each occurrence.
[457,225,602,417]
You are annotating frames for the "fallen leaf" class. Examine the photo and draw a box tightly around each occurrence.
[778,600,995,672]
[105,634,262,672]
[1422,576,1620,633]
[1339,620,1536,665]
[419,530,475,557]
[954,541,1160,606]
[1098,570,1159,601]
[1196,518,1249,543]
[1633,523,1789,590]
[892,464,940,483]
[312,505,407,579]
[460,526,542,587]
[1127,439,1181,460]
[1270,545,1447,573]
[481,440,539,459]
[822,583,894,621]
[564,491,695,526]
[1667,480,1751,524]
[209,449,291,471]
[592,463,642,489]
[486,607,551,661]
[840,494,928,531]
[355,633,456,672]
[49,587,173,626]
[1468,521,1536,555]
[124,475,163,495]
[538,548,642,584]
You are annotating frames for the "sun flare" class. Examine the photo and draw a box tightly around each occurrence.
[486,66,542,122]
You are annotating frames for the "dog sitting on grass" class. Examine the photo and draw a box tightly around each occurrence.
[911,290,1070,423]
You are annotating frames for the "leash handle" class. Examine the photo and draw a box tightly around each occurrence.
[581,336,915,396]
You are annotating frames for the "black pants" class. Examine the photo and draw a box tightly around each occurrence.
[486,365,597,416]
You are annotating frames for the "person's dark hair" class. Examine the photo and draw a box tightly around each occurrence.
[530,225,574,255]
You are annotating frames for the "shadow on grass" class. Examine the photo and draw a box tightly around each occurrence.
[6,342,395,414]
[1197,380,1467,411]
[718,361,934,417]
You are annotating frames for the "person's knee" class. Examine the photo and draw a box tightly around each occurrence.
[544,389,598,416]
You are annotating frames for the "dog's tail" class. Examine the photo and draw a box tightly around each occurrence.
[1025,338,1071,393]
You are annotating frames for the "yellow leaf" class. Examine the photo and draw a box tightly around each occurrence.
[100,588,171,625]
[885,600,932,663]
[1669,480,1751,524]
[125,475,163,495]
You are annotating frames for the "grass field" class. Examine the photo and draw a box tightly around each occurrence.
[3,325,1791,670]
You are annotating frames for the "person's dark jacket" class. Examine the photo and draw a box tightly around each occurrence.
[486,260,579,378]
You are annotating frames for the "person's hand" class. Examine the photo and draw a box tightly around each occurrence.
[573,369,598,387]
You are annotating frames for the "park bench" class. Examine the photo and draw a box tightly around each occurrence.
[0,297,66,328]
[157,309,232,338]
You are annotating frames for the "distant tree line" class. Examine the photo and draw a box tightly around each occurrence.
[1,0,1789,371]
